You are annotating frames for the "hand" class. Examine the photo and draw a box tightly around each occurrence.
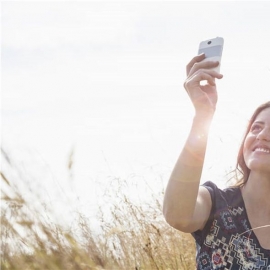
[184,54,223,117]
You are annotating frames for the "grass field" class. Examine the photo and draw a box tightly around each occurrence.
[1,149,196,270]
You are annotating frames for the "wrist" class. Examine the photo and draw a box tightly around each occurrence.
[193,111,215,123]
[192,113,214,138]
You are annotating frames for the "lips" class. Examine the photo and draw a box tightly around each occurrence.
[253,145,270,153]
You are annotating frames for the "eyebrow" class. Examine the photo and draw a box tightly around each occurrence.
[253,121,264,125]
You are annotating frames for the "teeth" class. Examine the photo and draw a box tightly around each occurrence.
[255,148,270,153]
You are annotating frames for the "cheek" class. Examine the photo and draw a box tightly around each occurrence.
[243,135,252,152]
[243,134,254,162]
[244,132,256,148]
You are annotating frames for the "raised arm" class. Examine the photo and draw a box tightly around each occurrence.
[163,54,223,233]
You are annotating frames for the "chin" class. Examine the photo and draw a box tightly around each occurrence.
[247,160,270,172]
[248,166,270,175]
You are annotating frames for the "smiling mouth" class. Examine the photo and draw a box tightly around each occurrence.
[254,147,270,154]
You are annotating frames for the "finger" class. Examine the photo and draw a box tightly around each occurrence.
[184,72,218,91]
[203,69,223,80]
[191,69,223,80]
[189,61,220,76]
[186,54,206,75]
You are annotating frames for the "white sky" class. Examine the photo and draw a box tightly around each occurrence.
[2,1,270,225]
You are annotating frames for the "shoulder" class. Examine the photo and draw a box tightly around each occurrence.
[192,181,241,243]
[202,181,240,204]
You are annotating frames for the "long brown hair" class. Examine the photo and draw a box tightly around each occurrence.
[233,101,270,187]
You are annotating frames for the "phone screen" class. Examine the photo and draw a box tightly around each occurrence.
[198,45,222,58]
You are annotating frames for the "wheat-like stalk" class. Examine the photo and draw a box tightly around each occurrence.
[1,148,196,270]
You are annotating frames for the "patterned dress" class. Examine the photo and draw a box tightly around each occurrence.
[192,181,270,269]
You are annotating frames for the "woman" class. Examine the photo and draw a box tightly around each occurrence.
[163,53,270,269]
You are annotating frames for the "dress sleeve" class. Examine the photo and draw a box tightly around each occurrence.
[191,181,218,245]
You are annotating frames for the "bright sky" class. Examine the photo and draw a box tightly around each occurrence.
[2,1,270,225]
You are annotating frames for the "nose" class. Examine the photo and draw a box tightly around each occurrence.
[257,127,270,141]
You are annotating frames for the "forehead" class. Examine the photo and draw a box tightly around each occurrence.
[254,107,270,123]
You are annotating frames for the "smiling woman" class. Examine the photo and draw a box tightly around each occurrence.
[3,2,270,268]
[236,102,270,186]
[163,51,270,269]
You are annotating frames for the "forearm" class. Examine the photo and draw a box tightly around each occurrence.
[163,114,212,229]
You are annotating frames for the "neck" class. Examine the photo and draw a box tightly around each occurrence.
[242,171,270,210]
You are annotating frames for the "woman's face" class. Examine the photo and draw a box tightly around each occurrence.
[243,107,270,174]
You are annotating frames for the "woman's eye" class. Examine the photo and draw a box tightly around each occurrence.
[251,124,262,133]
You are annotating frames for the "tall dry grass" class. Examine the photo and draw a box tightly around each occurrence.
[1,148,196,270]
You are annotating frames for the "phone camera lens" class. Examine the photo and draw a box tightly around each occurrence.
[207,41,212,45]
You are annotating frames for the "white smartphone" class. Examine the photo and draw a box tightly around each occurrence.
[198,37,224,73]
